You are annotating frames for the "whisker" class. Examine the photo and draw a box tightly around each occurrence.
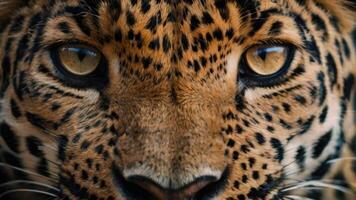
[0,163,58,182]
[282,180,352,194]
[0,180,60,192]
[41,144,58,152]
[0,189,58,199]
[286,195,315,200]
[327,157,356,164]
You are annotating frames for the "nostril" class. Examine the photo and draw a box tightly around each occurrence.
[194,168,230,200]
[127,175,219,200]
[113,164,230,200]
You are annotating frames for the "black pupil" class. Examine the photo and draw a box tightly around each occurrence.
[255,46,285,61]
[76,48,90,61]
[256,48,268,60]
[67,47,96,62]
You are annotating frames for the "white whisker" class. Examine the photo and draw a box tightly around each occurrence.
[282,180,352,194]
[327,157,356,164]
[0,162,57,181]
[286,195,315,200]
[0,180,60,192]
[0,189,58,199]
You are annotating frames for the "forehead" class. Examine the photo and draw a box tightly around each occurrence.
[47,0,299,43]
[41,0,303,79]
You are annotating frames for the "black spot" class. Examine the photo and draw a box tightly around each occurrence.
[247,187,261,200]
[65,7,92,36]
[310,155,332,179]
[312,130,332,158]
[95,144,104,154]
[295,0,306,5]
[140,0,151,13]
[291,13,321,64]
[81,170,89,180]
[343,74,354,100]
[261,164,267,170]
[234,181,240,189]
[317,72,327,105]
[81,140,91,150]
[248,8,280,37]
[0,122,20,153]
[294,95,307,105]
[9,15,25,33]
[26,136,44,157]
[145,12,162,32]
[279,119,292,130]
[86,158,93,168]
[252,171,260,180]
[235,124,244,134]
[1,56,11,97]
[51,102,61,111]
[181,34,189,50]
[162,35,171,53]
[255,132,266,145]
[126,11,136,26]
[57,22,72,34]
[350,136,356,154]
[60,175,90,199]
[130,0,137,6]
[58,107,76,127]
[264,113,273,122]
[214,0,230,20]
[58,135,69,161]
[267,126,275,133]
[10,99,22,118]
[37,158,50,176]
[142,57,152,69]
[311,13,328,41]
[202,12,214,24]
[238,195,246,200]
[270,138,284,162]
[227,139,235,148]
[115,29,123,42]
[242,175,248,183]
[248,157,256,167]
[240,145,250,153]
[326,53,338,88]
[240,163,247,170]
[269,21,283,36]
[341,38,350,59]
[295,146,306,170]
[190,15,200,31]
[319,106,328,123]
[148,38,160,50]
[225,28,234,40]
[298,115,315,135]
[235,94,246,111]
[232,151,239,160]
[213,28,223,41]
[282,103,291,113]
[26,112,54,130]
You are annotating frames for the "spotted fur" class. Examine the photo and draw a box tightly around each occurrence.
[0,0,355,200]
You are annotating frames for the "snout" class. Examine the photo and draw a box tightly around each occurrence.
[113,164,229,200]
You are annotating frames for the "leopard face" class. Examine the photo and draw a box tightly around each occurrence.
[0,0,355,200]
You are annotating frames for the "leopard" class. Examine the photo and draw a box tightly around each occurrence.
[0,0,355,200]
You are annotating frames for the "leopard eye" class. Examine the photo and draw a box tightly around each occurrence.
[243,45,292,76]
[57,44,101,76]
[50,43,108,89]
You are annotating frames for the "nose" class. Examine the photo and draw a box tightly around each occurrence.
[126,175,221,200]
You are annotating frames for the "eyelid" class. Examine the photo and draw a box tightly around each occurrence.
[245,38,303,52]
[44,39,100,52]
